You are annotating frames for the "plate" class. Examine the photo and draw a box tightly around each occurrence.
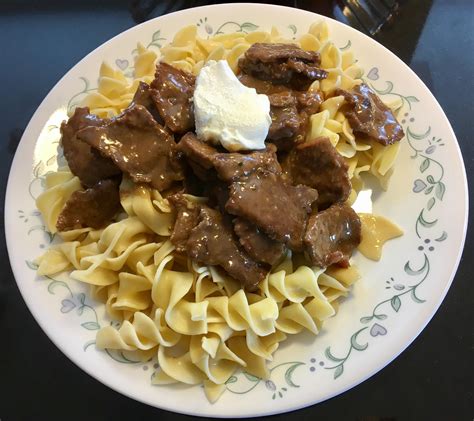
[5,3,468,418]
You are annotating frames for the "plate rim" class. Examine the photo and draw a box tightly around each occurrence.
[5,3,469,418]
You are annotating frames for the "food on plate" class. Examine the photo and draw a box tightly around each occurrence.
[35,21,405,403]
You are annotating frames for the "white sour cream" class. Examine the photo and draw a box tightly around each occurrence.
[193,60,271,152]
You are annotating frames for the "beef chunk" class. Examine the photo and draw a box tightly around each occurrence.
[304,203,361,268]
[177,132,219,181]
[56,179,121,231]
[78,104,184,191]
[168,194,201,253]
[267,96,306,150]
[335,83,404,145]
[269,90,323,151]
[178,133,281,182]
[187,206,267,291]
[234,218,286,266]
[150,63,195,134]
[177,132,218,170]
[283,136,351,208]
[239,75,323,151]
[238,43,327,90]
[296,90,324,116]
[212,144,281,182]
[131,81,163,124]
[226,170,318,251]
[60,107,120,187]
[205,181,229,212]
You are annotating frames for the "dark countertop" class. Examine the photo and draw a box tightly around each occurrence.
[0,1,472,420]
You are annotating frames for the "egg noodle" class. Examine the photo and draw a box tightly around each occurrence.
[36,21,403,402]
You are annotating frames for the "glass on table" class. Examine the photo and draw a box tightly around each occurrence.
[295,0,400,35]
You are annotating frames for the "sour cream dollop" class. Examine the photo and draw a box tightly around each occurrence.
[193,60,271,151]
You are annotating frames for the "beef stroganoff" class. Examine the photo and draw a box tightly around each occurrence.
[35,21,404,402]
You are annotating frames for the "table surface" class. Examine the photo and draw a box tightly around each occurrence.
[1,1,472,419]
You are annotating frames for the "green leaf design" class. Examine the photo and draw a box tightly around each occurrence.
[372,80,393,95]
[339,40,352,51]
[410,288,426,304]
[391,296,401,312]
[325,347,344,362]
[334,365,344,379]
[148,42,163,49]
[47,279,72,296]
[360,316,373,324]
[25,260,38,270]
[105,349,141,364]
[78,293,86,305]
[287,24,297,34]
[420,159,430,173]
[427,197,436,210]
[404,255,429,276]
[405,96,419,103]
[152,29,163,41]
[350,332,368,351]
[79,76,90,92]
[426,175,435,184]
[33,161,45,178]
[284,362,305,387]
[27,225,48,237]
[83,340,96,352]
[81,321,100,330]
[407,126,431,140]
[418,209,438,228]
[226,375,238,384]
[435,231,448,242]
[243,372,260,382]
[424,186,433,195]
[46,155,57,166]
[241,22,259,32]
[374,314,387,320]
[435,182,446,200]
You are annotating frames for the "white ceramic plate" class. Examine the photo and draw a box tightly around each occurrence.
[5,3,468,418]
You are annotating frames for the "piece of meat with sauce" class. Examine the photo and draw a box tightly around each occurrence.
[283,136,351,208]
[150,62,195,134]
[212,144,281,182]
[233,218,286,266]
[60,107,121,187]
[238,43,327,90]
[168,194,201,253]
[56,178,121,231]
[267,94,306,150]
[239,74,323,151]
[131,81,163,124]
[178,132,281,181]
[177,132,218,170]
[177,132,219,181]
[205,181,229,212]
[335,83,404,145]
[226,170,318,251]
[78,104,184,191]
[296,90,323,116]
[187,206,267,291]
[304,203,361,268]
